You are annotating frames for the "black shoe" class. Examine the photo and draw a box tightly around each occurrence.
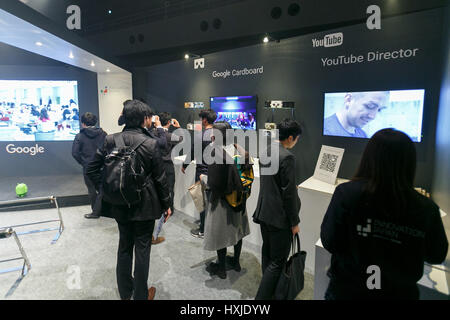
[226,256,241,272]
[206,262,226,279]
[190,228,204,239]
[84,213,100,219]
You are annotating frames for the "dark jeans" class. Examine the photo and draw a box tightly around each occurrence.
[255,222,292,300]
[83,172,102,216]
[116,220,155,300]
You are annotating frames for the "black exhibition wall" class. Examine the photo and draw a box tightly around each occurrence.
[0,42,99,178]
[133,8,447,190]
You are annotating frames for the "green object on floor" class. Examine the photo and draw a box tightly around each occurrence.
[16,183,28,198]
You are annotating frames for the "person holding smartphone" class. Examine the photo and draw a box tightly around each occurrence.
[151,112,182,244]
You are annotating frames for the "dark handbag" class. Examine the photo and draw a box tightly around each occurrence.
[274,233,307,300]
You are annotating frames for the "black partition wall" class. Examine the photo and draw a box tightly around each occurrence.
[0,42,99,178]
[133,8,447,190]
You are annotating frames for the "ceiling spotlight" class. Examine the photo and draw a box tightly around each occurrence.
[106,69,110,72]
[108,10,112,14]
[35,41,43,46]
[90,61,95,67]
[263,36,269,43]
[184,54,189,59]
[69,52,74,59]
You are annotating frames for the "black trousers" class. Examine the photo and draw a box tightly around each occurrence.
[83,172,102,216]
[255,222,292,300]
[116,220,155,300]
[164,162,175,210]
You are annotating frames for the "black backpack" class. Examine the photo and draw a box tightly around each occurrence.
[102,133,147,207]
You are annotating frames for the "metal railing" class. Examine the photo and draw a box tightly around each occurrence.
[0,227,32,277]
[0,196,64,244]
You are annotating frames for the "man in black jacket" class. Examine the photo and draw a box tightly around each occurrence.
[72,112,107,219]
[151,112,183,245]
[183,109,216,239]
[86,100,172,300]
[253,119,302,300]
[119,100,167,151]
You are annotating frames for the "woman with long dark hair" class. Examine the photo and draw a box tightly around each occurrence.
[321,128,448,299]
[201,121,252,279]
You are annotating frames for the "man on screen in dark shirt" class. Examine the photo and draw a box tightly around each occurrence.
[324,91,389,138]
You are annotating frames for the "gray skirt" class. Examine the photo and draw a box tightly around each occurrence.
[203,195,251,252]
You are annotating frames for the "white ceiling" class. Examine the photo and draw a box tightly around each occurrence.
[0,8,129,75]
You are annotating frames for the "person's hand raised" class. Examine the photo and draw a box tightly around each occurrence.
[171,118,180,128]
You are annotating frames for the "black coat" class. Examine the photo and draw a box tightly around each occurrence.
[320,180,448,299]
[72,127,107,171]
[160,129,183,163]
[85,127,172,222]
[253,142,301,229]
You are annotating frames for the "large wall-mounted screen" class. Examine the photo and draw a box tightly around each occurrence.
[211,95,257,130]
[323,89,425,142]
[0,80,80,141]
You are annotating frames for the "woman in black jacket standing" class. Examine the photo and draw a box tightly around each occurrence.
[321,128,448,300]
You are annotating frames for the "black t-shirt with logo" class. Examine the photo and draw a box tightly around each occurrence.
[320,180,448,299]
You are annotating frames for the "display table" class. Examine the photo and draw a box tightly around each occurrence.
[297,176,349,274]
[314,238,450,300]
[173,155,198,220]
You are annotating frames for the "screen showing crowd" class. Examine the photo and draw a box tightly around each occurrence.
[323,89,425,142]
[211,96,257,130]
[0,80,80,141]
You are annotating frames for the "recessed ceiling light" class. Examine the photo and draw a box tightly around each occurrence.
[108,10,112,14]
[184,54,189,59]
[69,52,74,59]
[35,41,43,46]
[263,36,269,43]
[106,69,110,72]
[90,61,95,67]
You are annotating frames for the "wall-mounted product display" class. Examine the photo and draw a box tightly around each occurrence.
[0,80,80,141]
[323,89,425,142]
[264,101,295,108]
[184,101,205,108]
[210,95,257,130]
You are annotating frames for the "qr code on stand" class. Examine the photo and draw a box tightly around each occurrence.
[319,153,338,173]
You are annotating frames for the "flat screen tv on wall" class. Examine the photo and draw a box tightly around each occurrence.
[323,89,425,142]
[210,95,257,130]
[0,80,80,141]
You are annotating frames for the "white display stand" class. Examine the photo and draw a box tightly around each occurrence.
[297,176,349,274]
[314,238,450,300]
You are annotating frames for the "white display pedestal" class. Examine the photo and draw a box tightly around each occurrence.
[297,176,349,274]
[173,155,198,220]
[314,238,450,300]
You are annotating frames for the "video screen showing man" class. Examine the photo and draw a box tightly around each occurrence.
[323,89,425,141]
[323,91,390,138]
